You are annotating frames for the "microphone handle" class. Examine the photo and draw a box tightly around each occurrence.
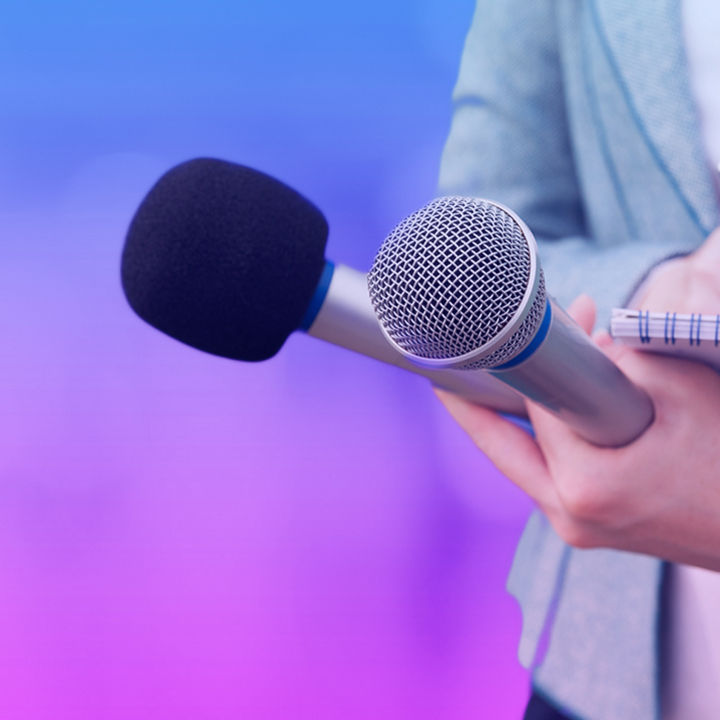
[306,264,526,415]
[491,298,654,446]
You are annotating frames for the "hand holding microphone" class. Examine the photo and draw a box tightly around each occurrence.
[435,286,720,569]
[388,202,720,567]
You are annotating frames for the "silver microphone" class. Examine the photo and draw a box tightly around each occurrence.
[367,196,654,447]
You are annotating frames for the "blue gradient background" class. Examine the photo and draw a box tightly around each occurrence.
[1,1,533,717]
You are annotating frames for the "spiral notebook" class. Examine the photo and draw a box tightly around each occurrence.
[610,308,720,370]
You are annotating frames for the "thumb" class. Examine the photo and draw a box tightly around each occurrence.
[566,293,596,336]
[592,327,632,364]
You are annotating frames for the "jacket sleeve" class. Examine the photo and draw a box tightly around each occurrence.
[437,0,685,324]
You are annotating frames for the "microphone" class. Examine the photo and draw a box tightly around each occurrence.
[367,196,654,447]
[120,158,524,414]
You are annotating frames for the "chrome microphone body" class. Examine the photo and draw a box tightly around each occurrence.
[368,196,654,447]
[490,298,652,445]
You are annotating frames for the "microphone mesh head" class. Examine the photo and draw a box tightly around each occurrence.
[368,196,546,369]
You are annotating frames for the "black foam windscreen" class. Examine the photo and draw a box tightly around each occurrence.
[121,158,329,361]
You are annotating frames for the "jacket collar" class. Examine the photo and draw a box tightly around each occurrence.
[591,0,719,234]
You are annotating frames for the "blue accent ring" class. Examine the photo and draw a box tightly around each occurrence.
[493,298,552,371]
[299,261,335,331]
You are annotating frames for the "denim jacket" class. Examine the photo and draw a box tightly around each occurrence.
[438,2,719,718]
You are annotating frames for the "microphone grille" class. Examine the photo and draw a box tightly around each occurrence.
[368,196,545,368]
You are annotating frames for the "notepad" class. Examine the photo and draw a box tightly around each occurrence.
[610,308,720,370]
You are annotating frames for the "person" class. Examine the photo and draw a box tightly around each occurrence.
[435,2,720,719]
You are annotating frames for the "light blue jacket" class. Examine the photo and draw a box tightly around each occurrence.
[438,2,719,719]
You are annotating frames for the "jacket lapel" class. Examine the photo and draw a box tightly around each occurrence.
[591,0,719,234]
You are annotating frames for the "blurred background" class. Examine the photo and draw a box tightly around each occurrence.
[1,0,533,717]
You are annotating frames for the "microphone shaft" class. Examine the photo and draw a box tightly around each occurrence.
[491,299,654,446]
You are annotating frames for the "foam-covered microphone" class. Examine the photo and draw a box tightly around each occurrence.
[368,196,654,446]
[120,158,524,413]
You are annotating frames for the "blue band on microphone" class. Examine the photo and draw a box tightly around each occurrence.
[493,298,552,371]
[299,260,335,331]
[500,412,535,436]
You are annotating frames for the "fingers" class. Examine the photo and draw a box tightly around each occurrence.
[568,292,633,368]
[524,396,581,465]
[567,293,633,365]
[567,293,596,335]
[591,327,634,365]
[433,387,553,504]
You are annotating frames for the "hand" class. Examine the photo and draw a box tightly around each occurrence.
[633,226,720,311]
[435,273,720,570]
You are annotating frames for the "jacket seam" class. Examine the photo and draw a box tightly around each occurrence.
[588,0,707,236]
[580,7,638,240]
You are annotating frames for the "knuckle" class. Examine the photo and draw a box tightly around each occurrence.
[553,517,597,549]
[557,479,618,525]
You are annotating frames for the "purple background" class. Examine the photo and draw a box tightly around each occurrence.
[1,1,532,717]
